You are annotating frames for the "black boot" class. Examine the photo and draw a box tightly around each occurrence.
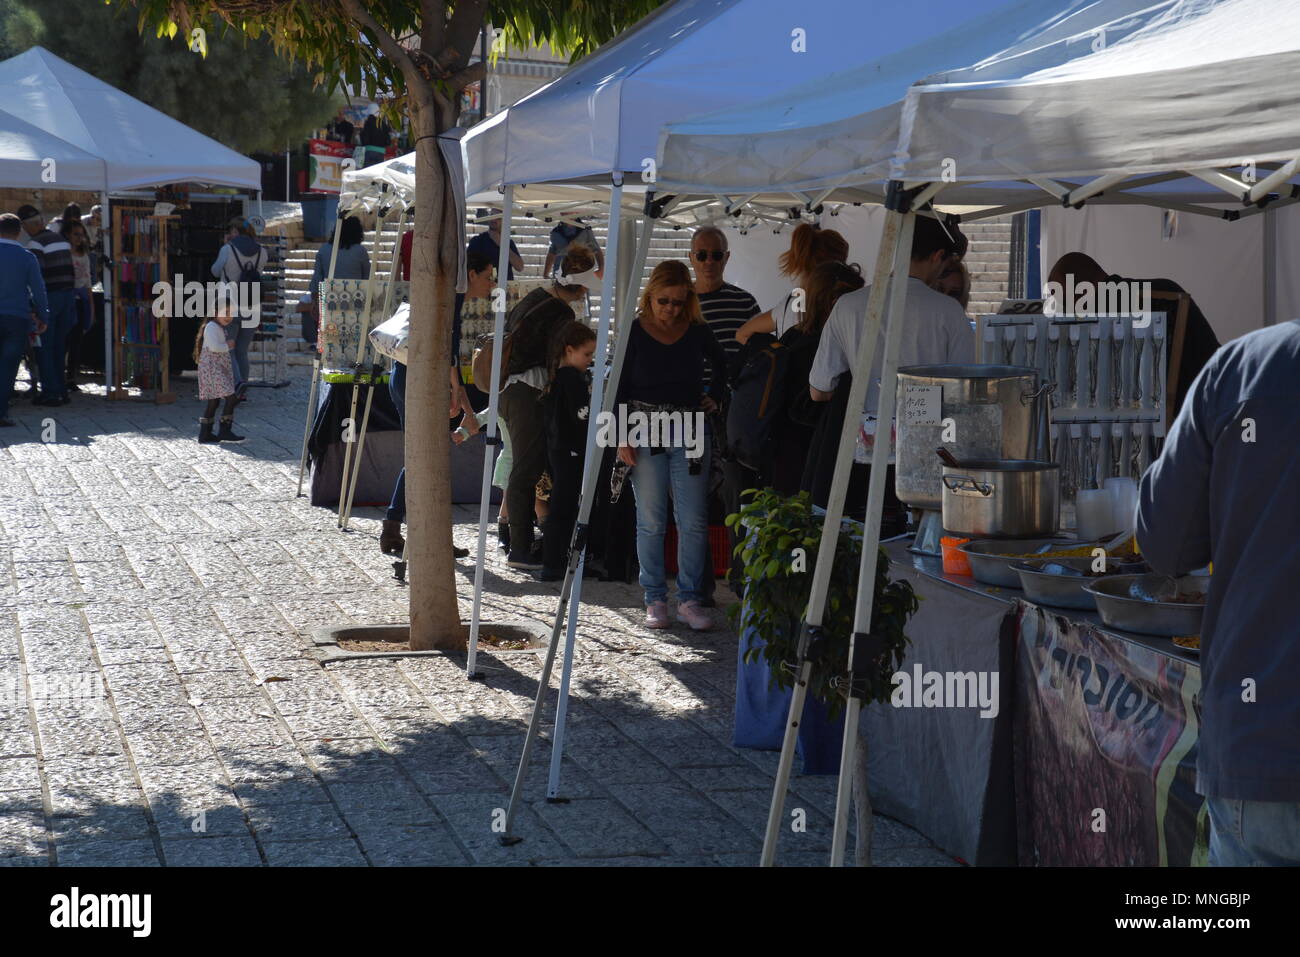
[198,417,219,444]
[217,416,245,442]
[497,520,510,552]
[380,520,404,556]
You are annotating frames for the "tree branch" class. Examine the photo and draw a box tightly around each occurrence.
[431,0,487,77]
[420,0,446,53]
[448,61,484,92]
[335,0,421,89]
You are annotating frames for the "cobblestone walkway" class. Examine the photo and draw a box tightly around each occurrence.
[0,369,955,866]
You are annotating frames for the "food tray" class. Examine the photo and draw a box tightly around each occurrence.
[1012,558,1127,611]
[958,538,1079,589]
[1083,574,1207,637]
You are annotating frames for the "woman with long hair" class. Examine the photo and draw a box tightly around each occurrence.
[734,223,849,345]
[307,215,370,349]
[617,260,728,631]
[210,216,270,396]
[498,245,596,568]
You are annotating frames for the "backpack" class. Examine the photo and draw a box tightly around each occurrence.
[231,244,262,285]
[726,332,792,473]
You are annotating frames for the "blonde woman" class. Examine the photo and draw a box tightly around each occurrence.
[616,260,728,631]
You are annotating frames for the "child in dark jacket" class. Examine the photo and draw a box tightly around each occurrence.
[536,321,598,580]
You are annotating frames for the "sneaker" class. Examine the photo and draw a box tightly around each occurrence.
[675,600,713,632]
[645,601,670,629]
[506,552,543,570]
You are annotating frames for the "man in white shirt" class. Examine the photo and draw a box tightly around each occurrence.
[803,215,973,522]
[810,215,974,409]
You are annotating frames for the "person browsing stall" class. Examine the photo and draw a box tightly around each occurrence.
[211,217,270,396]
[616,260,729,632]
[544,220,604,280]
[467,211,524,280]
[16,204,75,406]
[0,213,50,427]
[735,223,849,346]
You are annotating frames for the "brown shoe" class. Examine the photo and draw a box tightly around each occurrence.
[380,519,405,555]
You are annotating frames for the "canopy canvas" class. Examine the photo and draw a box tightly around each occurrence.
[658,0,1300,217]
[463,0,1018,198]
[0,46,260,192]
[0,106,106,191]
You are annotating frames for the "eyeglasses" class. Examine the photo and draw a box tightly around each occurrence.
[656,297,687,308]
[693,250,725,262]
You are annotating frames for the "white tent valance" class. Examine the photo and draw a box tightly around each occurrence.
[0,106,106,191]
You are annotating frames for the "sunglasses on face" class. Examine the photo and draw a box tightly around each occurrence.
[693,250,726,262]
[656,297,687,308]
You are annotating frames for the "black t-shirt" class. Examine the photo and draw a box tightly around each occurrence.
[1112,274,1221,415]
[506,286,575,377]
[616,319,729,408]
[544,365,591,455]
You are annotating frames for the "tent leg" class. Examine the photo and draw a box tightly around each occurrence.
[468,185,517,681]
[759,198,908,867]
[544,209,639,801]
[296,358,322,496]
[336,379,364,526]
[828,207,918,867]
[501,188,647,842]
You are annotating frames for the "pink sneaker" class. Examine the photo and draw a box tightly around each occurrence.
[675,600,713,632]
[645,601,670,629]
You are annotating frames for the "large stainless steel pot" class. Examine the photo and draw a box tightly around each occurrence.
[941,459,1060,538]
[895,364,1040,511]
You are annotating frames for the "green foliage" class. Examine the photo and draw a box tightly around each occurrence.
[3,0,342,154]
[725,489,920,716]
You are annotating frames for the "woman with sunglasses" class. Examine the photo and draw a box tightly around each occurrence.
[616,260,728,631]
[734,223,850,346]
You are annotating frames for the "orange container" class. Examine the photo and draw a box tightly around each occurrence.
[941,536,973,576]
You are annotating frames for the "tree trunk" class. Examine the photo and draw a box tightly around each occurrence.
[853,731,873,866]
[406,97,465,651]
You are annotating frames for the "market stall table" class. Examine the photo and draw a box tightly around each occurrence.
[855,539,1202,866]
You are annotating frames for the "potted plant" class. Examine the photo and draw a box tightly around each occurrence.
[726,488,920,864]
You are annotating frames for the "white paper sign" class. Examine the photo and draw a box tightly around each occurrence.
[901,384,943,426]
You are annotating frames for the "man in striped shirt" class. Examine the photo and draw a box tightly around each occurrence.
[17,205,76,405]
[691,225,760,605]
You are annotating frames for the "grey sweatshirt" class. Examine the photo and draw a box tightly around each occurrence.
[1136,319,1300,801]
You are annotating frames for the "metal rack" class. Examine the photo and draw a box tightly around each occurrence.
[977,303,1170,505]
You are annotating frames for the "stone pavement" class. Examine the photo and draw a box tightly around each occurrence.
[0,368,957,867]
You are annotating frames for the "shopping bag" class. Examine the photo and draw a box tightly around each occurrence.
[369,302,410,365]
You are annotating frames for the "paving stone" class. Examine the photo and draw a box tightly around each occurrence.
[162,834,264,867]
[351,823,469,866]
[533,798,668,858]
[606,783,761,857]
[261,838,366,867]
[54,839,161,867]
[0,758,42,792]
[432,792,569,864]
[245,802,351,842]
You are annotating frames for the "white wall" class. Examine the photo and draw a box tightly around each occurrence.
[1040,205,1275,345]
[719,204,887,311]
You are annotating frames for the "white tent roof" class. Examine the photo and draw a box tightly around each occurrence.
[0,106,106,191]
[658,0,1300,216]
[0,47,260,192]
[463,0,1016,197]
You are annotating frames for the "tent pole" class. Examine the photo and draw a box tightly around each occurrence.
[828,201,923,867]
[758,188,909,868]
[342,204,408,529]
[501,184,643,842]
[337,196,390,526]
[467,185,517,681]
[297,209,346,497]
[544,204,640,801]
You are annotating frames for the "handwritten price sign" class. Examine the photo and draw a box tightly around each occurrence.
[902,384,942,426]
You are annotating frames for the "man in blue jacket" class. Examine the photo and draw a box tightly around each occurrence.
[0,213,51,426]
[17,204,75,405]
[1136,319,1300,865]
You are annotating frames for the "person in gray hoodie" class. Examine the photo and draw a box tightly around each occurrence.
[210,217,269,394]
[1137,319,1300,866]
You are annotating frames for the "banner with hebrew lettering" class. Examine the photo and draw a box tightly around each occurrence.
[1013,602,1208,866]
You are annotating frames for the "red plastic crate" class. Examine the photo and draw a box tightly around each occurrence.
[664,525,732,578]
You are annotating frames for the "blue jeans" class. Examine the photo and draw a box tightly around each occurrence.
[387,361,407,522]
[1208,796,1300,865]
[0,315,29,418]
[629,427,711,605]
[37,289,75,399]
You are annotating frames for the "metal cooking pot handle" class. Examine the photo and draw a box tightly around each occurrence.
[1020,382,1057,405]
[943,474,994,496]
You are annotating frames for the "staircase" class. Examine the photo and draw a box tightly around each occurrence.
[276,210,1013,364]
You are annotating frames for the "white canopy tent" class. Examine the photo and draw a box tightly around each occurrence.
[656,0,1300,866]
[0,47,261,192]
[0,107,106,191]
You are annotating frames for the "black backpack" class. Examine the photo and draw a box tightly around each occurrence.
[726,331,794,473]
[231,244,262,285]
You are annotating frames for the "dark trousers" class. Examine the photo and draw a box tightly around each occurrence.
[0,316,28,418]
[542,447,583,571]
[387,361,407,522]
[37,289,75,400]
[499,380,547,552]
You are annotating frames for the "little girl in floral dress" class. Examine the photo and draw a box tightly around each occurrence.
[194,302,245,443]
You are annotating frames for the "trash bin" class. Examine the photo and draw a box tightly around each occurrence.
[300,193,340,241]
